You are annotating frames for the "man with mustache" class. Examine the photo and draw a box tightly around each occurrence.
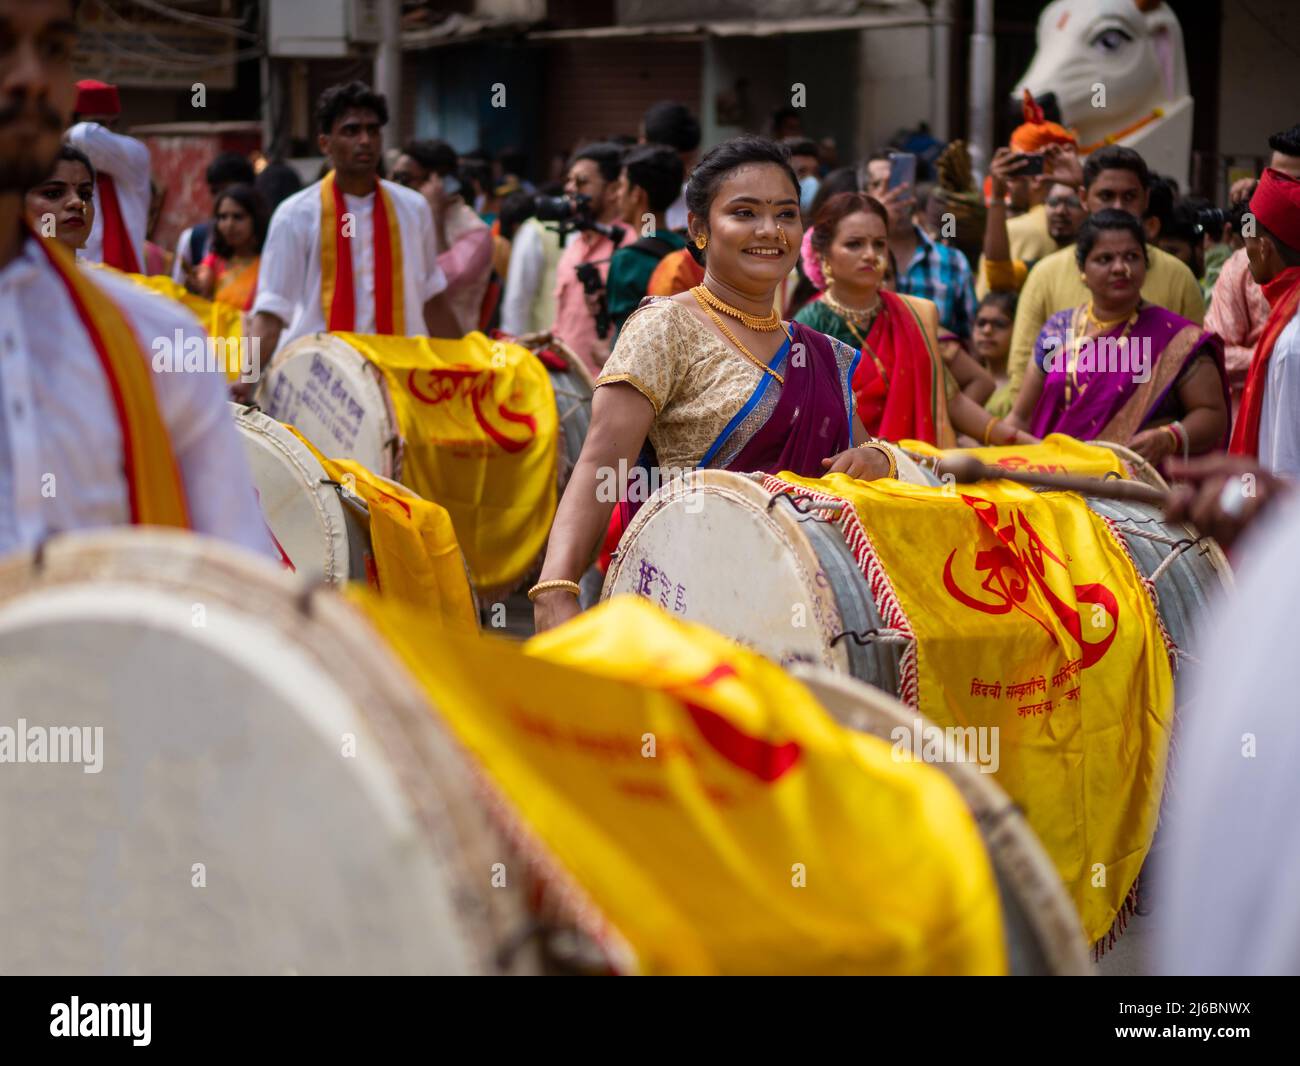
[0,0,272,557]
[64,77,149,272]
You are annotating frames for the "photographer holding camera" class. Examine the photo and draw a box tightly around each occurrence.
[550,143,627,375]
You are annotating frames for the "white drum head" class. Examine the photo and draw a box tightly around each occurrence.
[789,663,1090,976]
[232,403,361,584]
[259,333,400,479]
[603,470,860,672]
[0,532,534,975]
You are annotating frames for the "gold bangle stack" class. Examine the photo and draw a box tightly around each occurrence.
[527,579,581,602]
[856,440,898,480]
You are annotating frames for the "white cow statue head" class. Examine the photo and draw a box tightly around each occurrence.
[1014,0,1194,188]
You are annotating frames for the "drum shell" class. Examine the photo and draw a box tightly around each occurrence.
[0,531,539,975]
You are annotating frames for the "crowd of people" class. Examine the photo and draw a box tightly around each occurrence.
[16,45,1300,620]
[7,0,1300,976]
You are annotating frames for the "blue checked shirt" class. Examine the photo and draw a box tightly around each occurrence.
[896,225,978,340]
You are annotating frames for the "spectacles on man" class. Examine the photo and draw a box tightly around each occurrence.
[1046,195,1082,210]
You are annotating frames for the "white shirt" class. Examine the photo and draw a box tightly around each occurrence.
[252,178,448,355]
[665,182,689,233]
[65,121,151,270]
[0,239,275,559]
[1158,490,1300,975]
[1258,309,1300,479]
[499,215,547,336]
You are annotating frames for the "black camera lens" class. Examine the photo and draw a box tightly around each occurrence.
[1197,206,1227,234]
[534,195,573,222]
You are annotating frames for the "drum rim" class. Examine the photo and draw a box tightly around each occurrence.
[0,530,535,974]
[233,403,354,584]
[1092,439,1171,492]
[259,332,404,481]
[603,470,856,671]
[789,662,1092,976]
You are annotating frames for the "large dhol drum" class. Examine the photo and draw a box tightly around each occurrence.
[0,531,537,975]
[603,469,1232,686]
[257,331,593,493]
[790,664,1090,976]
[232,403,373,585]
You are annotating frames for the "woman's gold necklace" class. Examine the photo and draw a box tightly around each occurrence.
[1064,301,1140,406]
[692,284,783,332]
[822,289,881,328]
[692,287,788,386]
[824,289,888,388]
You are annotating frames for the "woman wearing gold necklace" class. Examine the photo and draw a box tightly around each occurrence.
[532,138,893,633]
[794,192,1031,447]
[1007,211,1228,464]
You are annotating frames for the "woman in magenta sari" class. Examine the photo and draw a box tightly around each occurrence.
[1008,210,1229,463]
[533,137,896,632]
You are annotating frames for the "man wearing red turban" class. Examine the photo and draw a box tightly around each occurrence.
[64,79,150,271]
[1230,167,1300,476]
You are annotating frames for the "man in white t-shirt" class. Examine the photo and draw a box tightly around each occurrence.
[250,81,459,362]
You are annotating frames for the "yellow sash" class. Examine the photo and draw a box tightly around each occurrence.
[320,172,405,334]
[767,472,1174,945]
[283,426,476,628]
[337,332,558,591]
[901,433,1127,479]
[351,592,1007,975]
[125,272,247,382]
[39,236,189,527]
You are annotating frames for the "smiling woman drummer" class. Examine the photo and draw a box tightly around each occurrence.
[532,137,895,632]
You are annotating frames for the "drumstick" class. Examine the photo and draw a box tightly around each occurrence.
[934,452,1170,506]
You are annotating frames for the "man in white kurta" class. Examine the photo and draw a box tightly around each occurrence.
[64,80,150,271]
[250,82,454,360]
[252,176,449,354]
[0,246,275,558]
[1257,313,1300,478]
[0,0,271,559]
[1158,485,1300,975]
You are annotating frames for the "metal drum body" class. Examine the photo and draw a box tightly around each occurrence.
[232,404,373,585]
[0,532,537,975]
[605,469,1232,691]
[790,664,1090,976]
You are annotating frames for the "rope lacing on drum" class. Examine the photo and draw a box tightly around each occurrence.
[830,627,910,648]
[766,492,846,517]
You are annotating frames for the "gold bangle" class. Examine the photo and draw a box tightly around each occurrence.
[981,416,999,446]
[856,441,898,480]
[527,579,581,602]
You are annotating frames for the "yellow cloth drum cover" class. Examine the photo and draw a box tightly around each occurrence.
[355,591,1009,975]
[261,331,558,593]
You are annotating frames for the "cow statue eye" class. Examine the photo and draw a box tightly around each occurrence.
[1091,27,1133,52]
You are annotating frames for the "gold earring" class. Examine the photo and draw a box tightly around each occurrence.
[1079,272,1087,282]
[821,258,834,284]
[777,226,788,247]
[694,233,708,250]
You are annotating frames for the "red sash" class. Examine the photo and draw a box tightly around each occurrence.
[1229,266,1300,457]
[97,173,141,274]
[319,172,405,334]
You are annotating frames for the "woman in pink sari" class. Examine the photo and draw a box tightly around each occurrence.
[1008,210,1229,464]
[532,137,897,633]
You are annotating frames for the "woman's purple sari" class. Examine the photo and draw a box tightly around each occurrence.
[1029,303,1228,446]
[616,321,858,531]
